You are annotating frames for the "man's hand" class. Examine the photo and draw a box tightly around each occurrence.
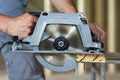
[4,13,38,39]
[51,0,106,41]
[89,23,106,42]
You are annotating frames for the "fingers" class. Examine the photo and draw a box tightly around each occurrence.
[16,13,38,39]
[94,23,106,41]
[33,16,38,23]
[89,23,106,42]
[26,13,38,24]
[16,27,30,39]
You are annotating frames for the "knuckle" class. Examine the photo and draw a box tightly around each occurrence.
[26,28,31,34]
[25,34,29,38]
[29,15,34,19]
[24,13,30,17]
[28,23,33,27]
[25,13,34,20]
[101,30,106,35]
[27,28,31,33]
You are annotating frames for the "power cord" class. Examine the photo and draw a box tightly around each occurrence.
[0,41,14,51]
[0,36,18,51]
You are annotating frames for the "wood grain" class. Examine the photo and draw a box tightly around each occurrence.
[76,54,106,63]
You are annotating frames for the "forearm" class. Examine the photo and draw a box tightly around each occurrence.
[51,0,77,13]
[0,14,12,33]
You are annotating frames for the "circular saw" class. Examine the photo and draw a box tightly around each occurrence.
[11,12,103,72]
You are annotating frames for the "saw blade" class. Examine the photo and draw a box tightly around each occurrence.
[39,24,83,50]
[35,24,83,72]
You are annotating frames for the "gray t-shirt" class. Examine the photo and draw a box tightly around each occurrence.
[0,0,44,80]
[0,0,28,17]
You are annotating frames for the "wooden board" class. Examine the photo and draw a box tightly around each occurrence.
[76,54,106,63]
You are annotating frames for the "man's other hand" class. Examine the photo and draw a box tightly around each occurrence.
[89,23,106,42]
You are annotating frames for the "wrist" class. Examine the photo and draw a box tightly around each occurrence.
[0,14,13,34]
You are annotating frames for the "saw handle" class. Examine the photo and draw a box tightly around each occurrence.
[29,12,41,17]
[12,12,41,41]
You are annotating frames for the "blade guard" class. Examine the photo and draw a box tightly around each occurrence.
[35,54,77,72]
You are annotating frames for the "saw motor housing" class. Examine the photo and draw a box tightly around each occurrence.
[12,12,103,72]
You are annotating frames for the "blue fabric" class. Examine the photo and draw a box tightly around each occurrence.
[0,0,44,80]
[0,0,27,17]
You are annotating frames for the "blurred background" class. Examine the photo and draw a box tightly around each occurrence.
[1,0,120,80]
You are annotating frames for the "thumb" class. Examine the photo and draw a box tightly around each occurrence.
[33,16,38,23]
